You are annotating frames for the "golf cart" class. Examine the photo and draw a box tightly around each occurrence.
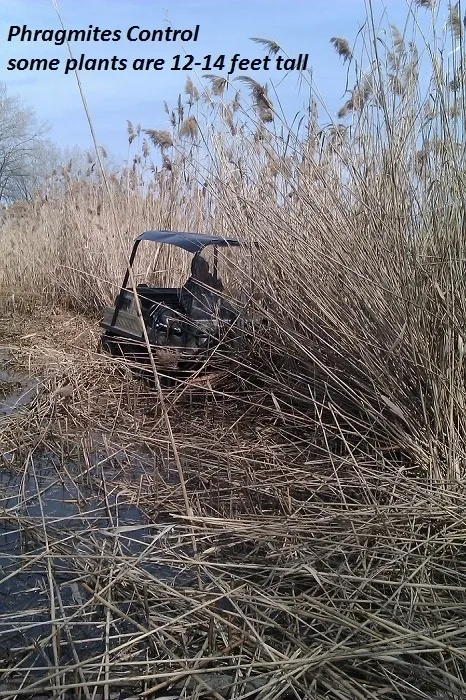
[99,230,253,383]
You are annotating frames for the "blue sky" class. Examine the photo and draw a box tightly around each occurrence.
[1,0,440,163]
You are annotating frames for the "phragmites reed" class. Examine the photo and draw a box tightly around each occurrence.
[5,5,466,697]
[177,94,184,122]
[141,139,150,158]
[126,121,140,146]
[232,90,241,112]
[162,154,172,171]
[127,119,136,144]
[185,76,200,102]
[330,36,353,62]
[390,24,405,49]
[389,73,405,96]
[235,75,274,122]
[203,73,228,96]
[143,128,173,150]
[449,68,463,91]
[415,0,436,7]
[388,24,406,71]
[448,2,463,39]
[338,73,374,117]
[179,115,199,140]
[250,36,281,56]
[220,104,236,135]
[329,124,348,147]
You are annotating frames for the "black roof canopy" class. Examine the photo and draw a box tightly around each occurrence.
[135,230,240,254]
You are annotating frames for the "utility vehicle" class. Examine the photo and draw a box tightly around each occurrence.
[99,230,255,384]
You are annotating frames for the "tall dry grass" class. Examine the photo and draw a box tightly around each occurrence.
[2,1,466,697]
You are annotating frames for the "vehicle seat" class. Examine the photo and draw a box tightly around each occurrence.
[179,277,202,316]
[179,255,222,317]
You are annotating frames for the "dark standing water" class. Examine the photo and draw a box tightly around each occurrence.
[0,349,197,696]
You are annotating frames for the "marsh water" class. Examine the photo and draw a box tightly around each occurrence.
[0,351,195,696]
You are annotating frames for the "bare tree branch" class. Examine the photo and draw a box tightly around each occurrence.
[0,81,57,202]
